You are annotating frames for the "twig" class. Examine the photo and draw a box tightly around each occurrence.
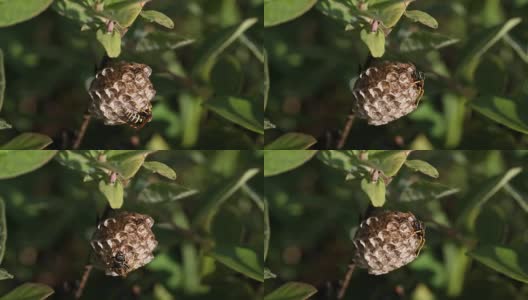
[75,264,93,299]
[73,113,92,149]
[336,114,355,149]
[337,263,356,299]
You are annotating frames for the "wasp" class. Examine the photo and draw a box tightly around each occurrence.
[411,218,426,256]
[111,251,130,276]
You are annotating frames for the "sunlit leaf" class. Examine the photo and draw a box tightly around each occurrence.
[360,29,385,58]
[404,10,438,29]
[361,178,386,207]
[0,0,54,28]
[0,150,57,179]
[96,29,121,58]
[98,179,124,209]
[140,10,174,29]
[142,161,177,180]
[264,0,318,27]
[264,150,317,177]
[404,160,439,178]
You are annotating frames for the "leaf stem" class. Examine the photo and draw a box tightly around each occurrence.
[73,112,92,149]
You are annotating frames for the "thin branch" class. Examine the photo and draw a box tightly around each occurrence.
[75,264,93,299]
[336,114,355,149]
[337,263,356,300]
[73,113,92,150]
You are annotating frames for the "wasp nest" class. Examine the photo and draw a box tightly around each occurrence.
[88,61,156,128]
[352,211,425,275]
[91,211,158,277]
[351,61,424,126]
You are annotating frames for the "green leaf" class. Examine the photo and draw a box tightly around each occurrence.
[264,268,276,279]
[134,31,194,52]
[368,150,409,177]
[264,199,270,261]
[369,0,407,28]
[468,245,528,284]
[0,133,52,150]
[0,48,4,112]
[316,150,359,173]
[264,49,270,111]
[96,29,121,58]
[0,198,5,264]
[0,0,54,28]
[210,56,243,96]
[457,18,521,81]
[105,1,143,27]
[457,167,522,232]
[142,161,177,180]
[179,93,203,147]
[140,10,174,29]
[264,119,276,130]
[264,282,318,300]
[193,18,257,80]
[264,0,318,27]
[206,96,263,134]
[0,119,11,130]
[194,168,260,233]
[138,182,198,203]
[98,179,124,209]
[264,150,317,177]
[470,96,528,134]
[361,178,386,207]
[265,133,317,150]
[400,31,459,52]
[404,160,439,178]
[0,283,54,300]
[360,29,385,58]
[0,268,13,280]
[443,93,465,148]
[400,181,459,202]
[52,0,95,25]
[316,0,358,25]
[0,150,57,179]
[106,150,153,179]
[210,245,263,282]
[404,10,438,29]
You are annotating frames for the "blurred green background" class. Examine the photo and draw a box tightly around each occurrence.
[265,0,528,149]
[0,0,264,149]
[0,150,263,299]
[264,150,528,299]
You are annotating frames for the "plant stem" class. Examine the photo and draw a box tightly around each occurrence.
[336,114,355,149]
[75,264,93,299]
[337,263,356,299]
[73,112,91,149]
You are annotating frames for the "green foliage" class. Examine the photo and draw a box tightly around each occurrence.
[0,150,57,179]
[0,133,52,150]
[0,150,263,299]
[264,282,317,300]
[0,1,263,149]
[468,245,528,284]
[0,283,54,300]
[263,150,317,177]
[265,150,528,299]
[264,0,318,27]
[265,133,317,150]
[0,0,53,28]
[265,0,528,149]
